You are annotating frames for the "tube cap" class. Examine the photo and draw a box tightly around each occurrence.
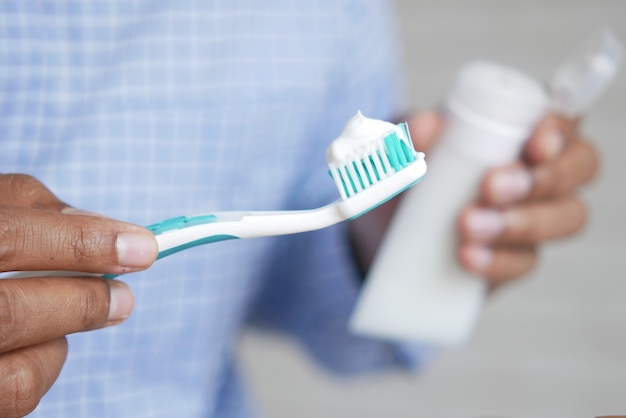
[444,61,548,165]
[448,60,548,132]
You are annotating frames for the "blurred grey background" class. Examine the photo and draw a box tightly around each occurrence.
[238,1,626,417]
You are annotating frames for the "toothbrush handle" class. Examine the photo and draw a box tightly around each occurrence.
[150,205,343,260]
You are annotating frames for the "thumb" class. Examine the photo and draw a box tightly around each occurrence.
[0,207,158,275]
[524,114,579,165]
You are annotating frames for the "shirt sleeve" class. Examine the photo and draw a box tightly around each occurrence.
[246,0,433,375]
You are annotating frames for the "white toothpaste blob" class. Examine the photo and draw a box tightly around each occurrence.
[326,110,397,164]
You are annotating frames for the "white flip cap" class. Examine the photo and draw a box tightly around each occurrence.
[444,60,548,165]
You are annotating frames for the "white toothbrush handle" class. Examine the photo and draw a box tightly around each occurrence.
[152,205,344,259]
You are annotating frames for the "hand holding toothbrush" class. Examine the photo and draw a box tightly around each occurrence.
[0,114,427,414]
[0,174,158,417]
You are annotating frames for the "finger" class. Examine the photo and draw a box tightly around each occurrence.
[479,163,532,206]
[0,277,133,353]
[524,114,580,164]
[481,140,599,206]
[459,196,587,245]
[0,174,68,211]
[0,207,157,274]
[527,139,599,201]
[458,243,538,285]
[498,196,587,244]
[0,337,67,418]
[407,110,444,153]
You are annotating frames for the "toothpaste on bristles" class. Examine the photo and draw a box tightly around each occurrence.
[327,110,424,201]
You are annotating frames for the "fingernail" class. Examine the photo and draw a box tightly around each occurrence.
[490,169,532,203]
[464,245,493,272]
[116,231,157,268]
[541,127,565,160]
[107,281,134,323]
[465,209,506,241]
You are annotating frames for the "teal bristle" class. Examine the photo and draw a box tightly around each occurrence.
[328,123,417,199]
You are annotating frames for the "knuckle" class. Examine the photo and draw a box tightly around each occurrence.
[67,226,105,268]
[0,213,50,273]
[543,165,564,196]
[0,286,24,352]
[0,212,19,266]
[537,140,600,198]
[525,227,543,244]
[525,228,542,244]
[4,174,46,206]
[579,140,601,183]
[567,197,588,234]
[76,280,110,330]
[0,357,41,417]
[0,174,63,211]
[492,247,538,283]
[503,209,539,244]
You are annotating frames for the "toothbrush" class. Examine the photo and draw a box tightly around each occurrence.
[147,111,426,261]
[13,111,427,278]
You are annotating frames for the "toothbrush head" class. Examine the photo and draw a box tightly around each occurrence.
[326,111,427,219]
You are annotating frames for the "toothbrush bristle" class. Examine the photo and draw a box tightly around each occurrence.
[328,122,418,200]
